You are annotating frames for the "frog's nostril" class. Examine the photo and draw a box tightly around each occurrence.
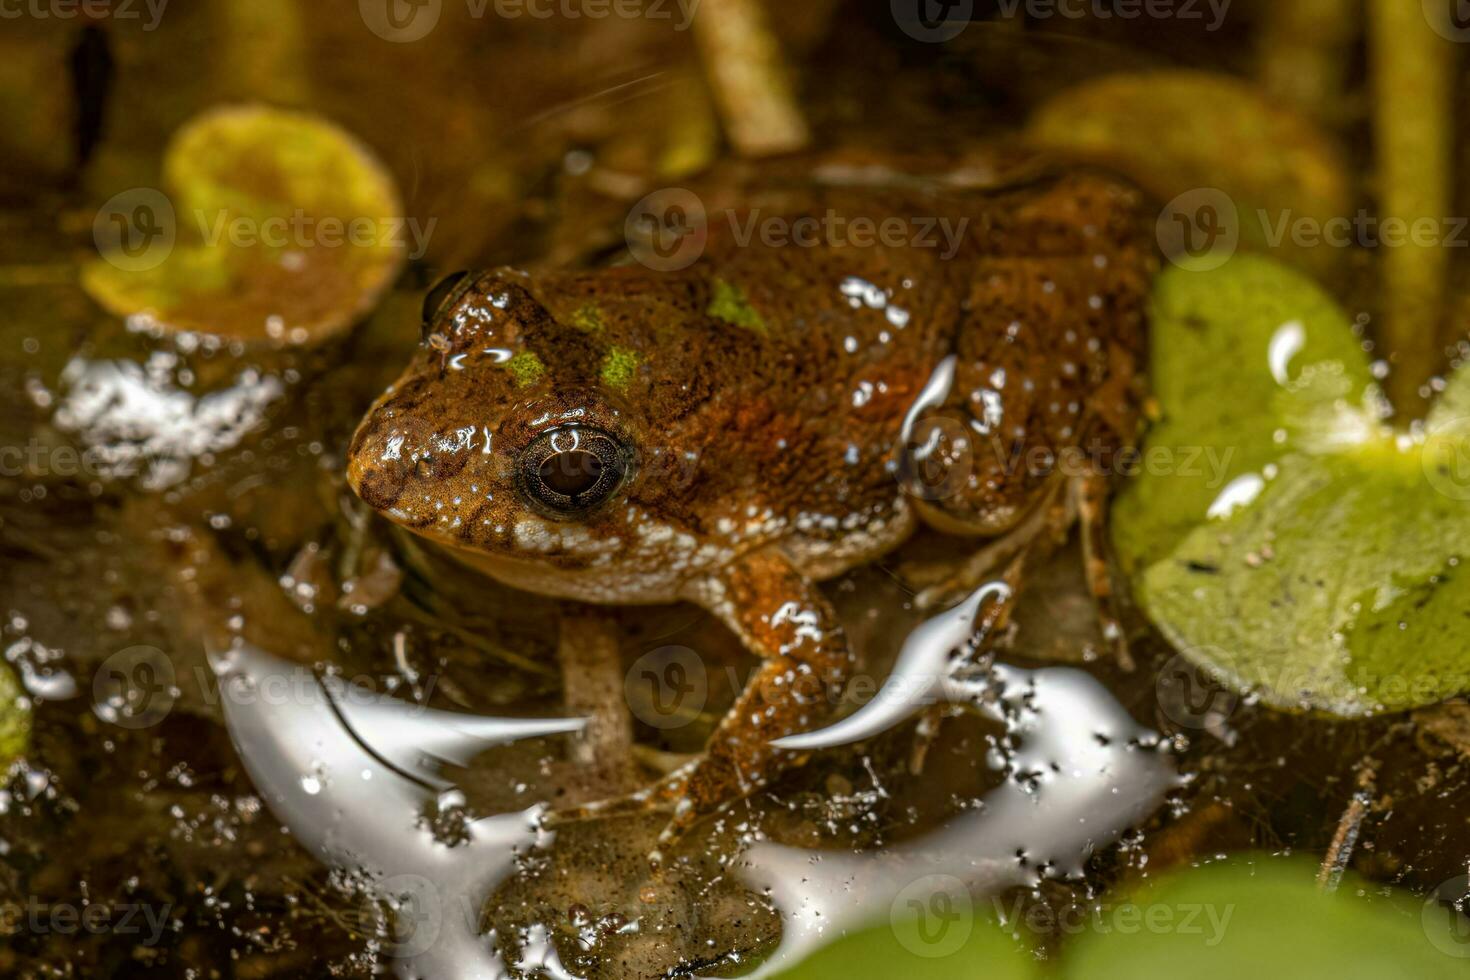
[349,426,413,509]
[351,459,406,511]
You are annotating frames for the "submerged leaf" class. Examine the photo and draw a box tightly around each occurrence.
[1119,256,1470,715]
[1028,70,1350,275]
[84,105,405,347]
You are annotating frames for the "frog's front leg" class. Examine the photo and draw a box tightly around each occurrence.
[543,548,852,864]
[652,547,854,860]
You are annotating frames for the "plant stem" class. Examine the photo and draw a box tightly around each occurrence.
[690,0,810,157]
[1369,0,1454,415]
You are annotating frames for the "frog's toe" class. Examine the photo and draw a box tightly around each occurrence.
[542,766,689,828]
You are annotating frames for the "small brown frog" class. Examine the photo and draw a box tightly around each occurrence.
[347,156,1155,859]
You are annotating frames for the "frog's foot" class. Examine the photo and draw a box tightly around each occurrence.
[908,479,1070,611]
[543,768,686,827]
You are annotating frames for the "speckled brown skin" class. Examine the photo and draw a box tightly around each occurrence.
[347,159,1155,856]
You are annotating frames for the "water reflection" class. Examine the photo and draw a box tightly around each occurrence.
[214,642,585,979]
[219,583,1174,978]
[50,353,285,489]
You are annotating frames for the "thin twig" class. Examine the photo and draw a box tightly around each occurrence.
[1317,758,1378,892]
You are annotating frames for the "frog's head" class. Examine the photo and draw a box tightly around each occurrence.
[347,269,708,600]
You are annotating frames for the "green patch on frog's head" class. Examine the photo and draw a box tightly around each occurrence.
[600,346,640,390]
[504,350,546,387]
[707,278,767,334]
[569,304,604,333]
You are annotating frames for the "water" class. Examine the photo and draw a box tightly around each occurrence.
[219,586,1174,979]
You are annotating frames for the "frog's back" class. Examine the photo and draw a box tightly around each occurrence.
[527,162,1153,565]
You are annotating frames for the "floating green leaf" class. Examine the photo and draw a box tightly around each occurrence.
[1061,858,1467,980]
[84,104,405,347]
[774,858,1465,978]
[0,662,29,768]
[1111,255,1375,575]
[1118,256,1470,714]
[772,908,1031,980]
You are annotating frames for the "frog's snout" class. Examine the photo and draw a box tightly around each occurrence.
[347,418,411,513]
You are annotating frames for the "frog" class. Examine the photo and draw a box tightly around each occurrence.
[346,154,1156,862]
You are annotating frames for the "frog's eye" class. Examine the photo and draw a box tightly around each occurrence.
[421,270,471,343]
[515,425,631,519]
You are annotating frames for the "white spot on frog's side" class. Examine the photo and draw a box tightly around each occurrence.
[514,520,555,552]
[1206,473,1266,520]
[843,336,859,354]
[382,435,406,462]
[852,381,875,408]
[989,367,1006,389]
[840,277,886,309]
[1268,320,1306,385]
[968,389,1004,435]
[839,277,910,331]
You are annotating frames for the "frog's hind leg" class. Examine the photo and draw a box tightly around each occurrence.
[549,548,853,868]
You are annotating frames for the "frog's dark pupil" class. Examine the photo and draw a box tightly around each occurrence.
[540,450,603,499]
